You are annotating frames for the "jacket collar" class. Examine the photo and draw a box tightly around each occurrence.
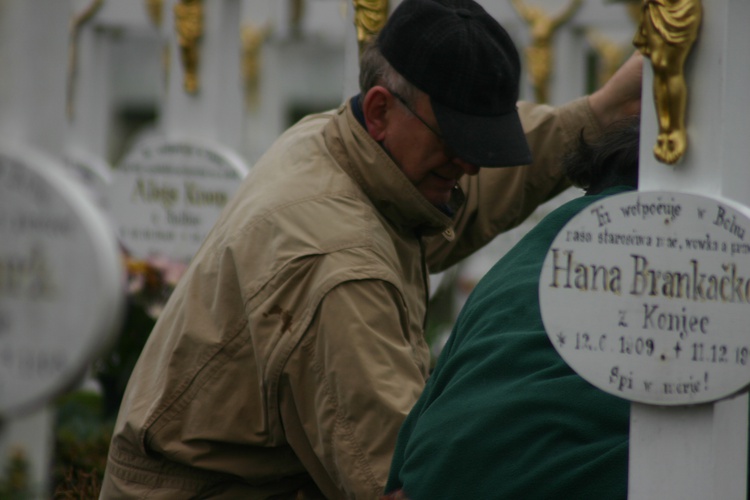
[323,100,462,236]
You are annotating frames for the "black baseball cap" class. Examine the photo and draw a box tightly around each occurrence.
[377,0,531,167]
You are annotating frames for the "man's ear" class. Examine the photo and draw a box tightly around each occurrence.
[362,86,391,142]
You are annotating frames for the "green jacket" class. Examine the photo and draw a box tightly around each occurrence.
[387,187,633,500]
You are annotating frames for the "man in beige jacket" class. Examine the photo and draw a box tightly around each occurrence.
[101,0,642,498]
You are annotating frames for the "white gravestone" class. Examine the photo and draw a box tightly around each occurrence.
[540,190,750,406]
[108,136,248,262]
[0,145,124,417]
[62,146,113,213]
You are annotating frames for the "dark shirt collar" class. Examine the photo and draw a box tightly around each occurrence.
[351,94,367,128]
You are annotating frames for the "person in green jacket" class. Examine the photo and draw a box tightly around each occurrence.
[385,118,640,500]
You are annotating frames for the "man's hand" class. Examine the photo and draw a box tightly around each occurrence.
[588,50,643,128]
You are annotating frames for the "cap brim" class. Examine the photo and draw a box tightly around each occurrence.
[432,100,532,167]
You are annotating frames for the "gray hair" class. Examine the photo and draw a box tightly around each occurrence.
[359,42,420,104]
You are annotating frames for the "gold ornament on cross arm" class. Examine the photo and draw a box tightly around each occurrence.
[66,0,105,122]
[510,0,582,104]
[290,0,305,36]
[241,23,272,112]
[174,0,203,94]
[633,0,702,165]
[145,0,163,28]
[352,0,389,56]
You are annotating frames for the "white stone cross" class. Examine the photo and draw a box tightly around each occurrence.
[630,1,750,498]
[540,1,750,498]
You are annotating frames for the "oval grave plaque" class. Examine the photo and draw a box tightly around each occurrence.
[0,145,124,416]
[540,191,750,405]
[108,136,248,263]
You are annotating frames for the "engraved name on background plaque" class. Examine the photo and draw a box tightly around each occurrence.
[108,136,247,263]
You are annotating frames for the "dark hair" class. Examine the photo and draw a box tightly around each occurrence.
[563,117,640,195]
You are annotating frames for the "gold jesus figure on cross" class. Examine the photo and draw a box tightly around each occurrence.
[633,0,702,165]
[352,0,389,55]
[510,0,582,104]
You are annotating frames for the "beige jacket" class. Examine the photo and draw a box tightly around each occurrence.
[101,98,597,499]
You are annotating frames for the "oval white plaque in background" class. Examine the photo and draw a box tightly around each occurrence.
[108,136,248,263]
[0,146,124,417]
[540,191,750,405]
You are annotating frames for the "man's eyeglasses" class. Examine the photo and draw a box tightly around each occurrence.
[388,90,445,143]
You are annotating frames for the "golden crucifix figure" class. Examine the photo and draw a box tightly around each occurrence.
[290,0,305,35]
[145,0,163,27]
[352,0,389,55]
[242,23,272,111]
[174,0,203,94]
[510,0,582,104]
[633,0,702,165]
[626,1,642,24]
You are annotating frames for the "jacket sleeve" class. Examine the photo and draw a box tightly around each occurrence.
[278,279,429,499]
[424,97,600,272]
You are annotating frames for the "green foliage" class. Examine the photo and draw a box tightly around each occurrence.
[92,300,156,419]
[52,391,113,499]
[0,448,32,500]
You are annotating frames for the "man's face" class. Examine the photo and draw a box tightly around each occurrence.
[380,91,479,207]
